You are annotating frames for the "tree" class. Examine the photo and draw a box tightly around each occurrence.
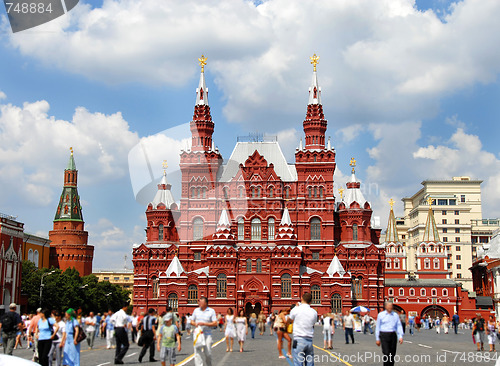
[21,261,130,313]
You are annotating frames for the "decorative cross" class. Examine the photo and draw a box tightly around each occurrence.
[198,54,207,73]
[310,54,320,72]
[339,187,344,199]
[350,157,356,173]
[389,198,394,209]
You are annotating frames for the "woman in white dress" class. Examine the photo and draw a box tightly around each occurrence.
[234,309,248,352]
[322,313,334,350]
[224,308,236,352]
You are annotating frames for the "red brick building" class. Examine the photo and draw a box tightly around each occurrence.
[132,57,386,316]
[384,201,480,319]
[0,214,23,312]
[49,150,94,276]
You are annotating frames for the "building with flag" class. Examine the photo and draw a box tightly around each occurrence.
[132,55,386,316]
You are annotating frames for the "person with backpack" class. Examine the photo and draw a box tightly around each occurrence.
[35,309,59,366]
[156,313,181,366]
[61,308,81,366]
[0,303,23,355]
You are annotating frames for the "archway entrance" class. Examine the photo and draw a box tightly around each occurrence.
[421,305,449,319]
[245,302,262,317]
[393,305,405,314]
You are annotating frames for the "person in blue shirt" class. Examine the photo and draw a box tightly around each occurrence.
[36,309,59,366]
[452,313,460,334]
[375,301,404,366]
[105,310,115,349]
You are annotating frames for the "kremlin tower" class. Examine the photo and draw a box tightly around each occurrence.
[49,148,94,276]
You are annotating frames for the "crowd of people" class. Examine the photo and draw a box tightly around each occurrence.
[1,298,499,366]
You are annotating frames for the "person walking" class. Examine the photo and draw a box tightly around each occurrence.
[363,313,373,335]
[343,311,355,344]
[274,309,292,359]
[191,296,218,366]
[322,313,334,350]
[268,313,275,336]
[36,309,59,366]
[130,312,138,343]
[0,303,23,355]
[235,309,248,352]
[248,313,257,339]
[442,315,450,334]
[452,313,460,335]
[258,312,266,336]
[473,313,486,351]
[375,301,404,366]
[48,311,65,366]
[84,312,97,349]
[399,313,406,335]
[224,308,236,352]
[112,302,131,364]
[156,313,181,366]
[290,292,318,366]
[138,308,157,363]
[408,313,415,336]
[435,317,441,334]
[105,311,115,349]
[61,309,80,366]
[487,315,496,352]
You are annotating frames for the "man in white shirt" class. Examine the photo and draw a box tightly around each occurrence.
[191,296,217,366]
[343,311,355,344]
[85,312,97,349]
[112,302,131,365]
[289,293,318,366]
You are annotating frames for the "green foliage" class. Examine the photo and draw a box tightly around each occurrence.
[21,261,130,314]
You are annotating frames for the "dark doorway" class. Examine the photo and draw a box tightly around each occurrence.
[245,302,262,317]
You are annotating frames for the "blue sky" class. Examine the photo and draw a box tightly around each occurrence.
[1,0,500,268]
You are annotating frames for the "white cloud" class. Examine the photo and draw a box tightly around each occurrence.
[0,96,139,207]
[0,91,6,100]
[6,0,500,130]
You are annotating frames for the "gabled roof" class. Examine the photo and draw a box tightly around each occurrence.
[165,256,185,277]
[219,141,297,182]
[326,255,346,277]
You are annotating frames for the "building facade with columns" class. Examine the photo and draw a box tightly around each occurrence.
[132,56,386,316]
[0,214,23,313]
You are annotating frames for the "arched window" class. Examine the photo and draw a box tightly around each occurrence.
[386,258,391,269]
[409,288,415,296]
[281,273,292,298]
[158,224,164,240]
[352,224,358,241]
[238,218,245,240]
[311,218,321,240]
[285,186,290,199]
[268,218,275,240]
[188,285,198,304]
[319,187,324,198]
[433,258,440,269]
[442,289,448,297]
[421,288,426,296]
[424,258,430,269]
[152,277,159,299]
[352,277,363,299]
[246,258,252,272]
[193,218,204,240]
[252,187,256,198]
[217,273,227,298]
[257,187,261,198]
[399,288,404,296]
[331,294,342,313]
[269,186,274,198]
[239,186,244,198]
[168,293,178,312]
[202,187,207,199]
[191,187,196,198]
[314,187,318,198]
[28,249,33,263]
[394,258,400,269]
[33,250,39,267]
[223,187,229,200]
[308,187,312,198]
[256,258,262,273]
[388,288,394,296]
[251,218,261,241]
[311,285,321,305]
[431,288,437,296]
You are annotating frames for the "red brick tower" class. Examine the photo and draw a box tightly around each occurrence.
[49,148,94,276]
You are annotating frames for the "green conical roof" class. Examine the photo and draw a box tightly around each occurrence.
[54,186,83,222]
[67,151,77,170]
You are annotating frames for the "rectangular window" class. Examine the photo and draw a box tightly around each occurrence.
[438,199,447,205]
[446,245,451,250]
[455,228,460,233]
[268,218,275,240]
[455,237,460,242]
[456,246,461,251]
[461,195,465,203]
[114,277,119,281]
[401,234,406,239]
[455,210,459,215]
[449,199,456,205]
[194,252,201,261]
[456,255,461,260]
[443,228,448,233]
[457,273,462,278]
[455,219,460,224]
[104,277,109,281]
[443,237,448,242]
[124,277,130,281]
[442,219,447,224]
[457,264,462,269]
[442,210,447,215]
[312,252,320,260]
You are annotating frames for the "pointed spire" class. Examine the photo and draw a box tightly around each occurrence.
[166,255,185,277]
[196,55,209,106]
[150,164,176,210]
[303,54,327,149]
[385,199,399,243]
[422,197,440,242]
[280,207,292,226]
[327,136,331,150]
[326,255,346,277]
[213,209,234,241]
[191,55,214,152]
[344,157,368,208]
[277,207,296,240]
[67,147,76,170]
[299,138,303,150]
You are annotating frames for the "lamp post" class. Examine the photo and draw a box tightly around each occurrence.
[39,270,56,307]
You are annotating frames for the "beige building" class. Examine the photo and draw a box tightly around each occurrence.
[394,177,499,291]
[93,269,134,302]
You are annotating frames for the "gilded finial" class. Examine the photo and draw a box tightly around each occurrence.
[198,55,207,73]
[427,196,433,207]
[310,54,320,72]
[70,147,73,155]
[389,198,395,209]
[162,160,168,169]
[339,187,344,200]
[349,157,356,174]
